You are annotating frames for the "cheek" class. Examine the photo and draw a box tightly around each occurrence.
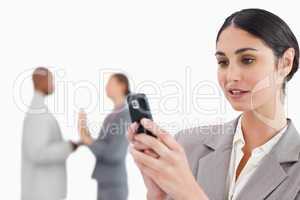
[107,83,118,95]
[249,66,276,92]
[250,56,278,89]
[106,85,111,94]
[247,70,278,108]
[43,81,49,90]
[217,70,226,90]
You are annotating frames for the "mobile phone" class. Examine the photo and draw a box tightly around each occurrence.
[127,93,155,137]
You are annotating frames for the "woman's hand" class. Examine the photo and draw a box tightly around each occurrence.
[128,118,209,200]
[78,110,93,145]
[128,122,167,200]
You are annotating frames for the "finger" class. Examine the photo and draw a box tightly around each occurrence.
[78,114,87,128]
[158,133,184,152]
[133,141,150,151]
[78,111,84,115]
[140,118,166,137]
[130,146,162,171]
[132,140,159,158]
[135,133,170,157]
[140,118,182,152]
[78,115,86,122]
[127,122,139,142]
[78,119,87,129]
[134,160,145,172]
[134,160,158,182]
[139,164,159,184]
[78,121,87,128]
[78,112,87,120]
[144,149,160,159]
[135,160,159,182]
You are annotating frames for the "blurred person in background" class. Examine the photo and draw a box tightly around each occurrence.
[21,67,79,200]
[78,73,131,200]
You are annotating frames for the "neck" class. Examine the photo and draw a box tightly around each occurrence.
[241,91,287,150]
[35,89,46,97]
[112,96,125,109]
[30,89,47,109]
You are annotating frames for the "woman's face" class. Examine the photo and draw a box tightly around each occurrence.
[216,26,282,112]
[106,76,124,99]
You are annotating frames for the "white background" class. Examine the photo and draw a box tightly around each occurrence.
[1,0,300,199]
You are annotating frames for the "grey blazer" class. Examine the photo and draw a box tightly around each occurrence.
[174,116,300,200]
[88,104,130,199]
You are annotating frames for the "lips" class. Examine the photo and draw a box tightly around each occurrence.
[227,88,250,99]
[229,89,249,95]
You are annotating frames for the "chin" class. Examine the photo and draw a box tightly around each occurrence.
[230,103,250,112]
[46,90,54,95]
[106,94,112,99]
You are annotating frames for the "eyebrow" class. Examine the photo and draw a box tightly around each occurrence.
[215,47,258,56]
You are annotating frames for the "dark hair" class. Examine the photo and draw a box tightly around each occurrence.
[216,8,299,95]
[112,73,130,95]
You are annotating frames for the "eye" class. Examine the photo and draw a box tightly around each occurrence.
[217,59,229,68]
[241,57,255,65]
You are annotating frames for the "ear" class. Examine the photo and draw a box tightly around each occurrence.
[278,48,295,79]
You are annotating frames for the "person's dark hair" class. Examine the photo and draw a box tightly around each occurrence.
[216,8,299,95]
[112,73,130,95]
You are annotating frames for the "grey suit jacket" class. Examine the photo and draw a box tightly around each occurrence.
[174,116,300,200]
[88,104,130,188]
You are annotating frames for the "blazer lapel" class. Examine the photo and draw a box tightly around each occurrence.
[197,147,232,199]
[196,118,239,200]
[236,119,300,200]
[235,153,287,200]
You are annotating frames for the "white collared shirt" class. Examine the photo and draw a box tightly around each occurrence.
[227,116,287,200]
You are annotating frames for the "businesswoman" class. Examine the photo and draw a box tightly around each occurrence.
[78,73,131,200]
[128,9,300,200]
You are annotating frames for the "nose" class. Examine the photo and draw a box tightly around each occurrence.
[226,64,242,82]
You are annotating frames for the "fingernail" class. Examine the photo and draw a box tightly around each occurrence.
[141,118,151,124]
